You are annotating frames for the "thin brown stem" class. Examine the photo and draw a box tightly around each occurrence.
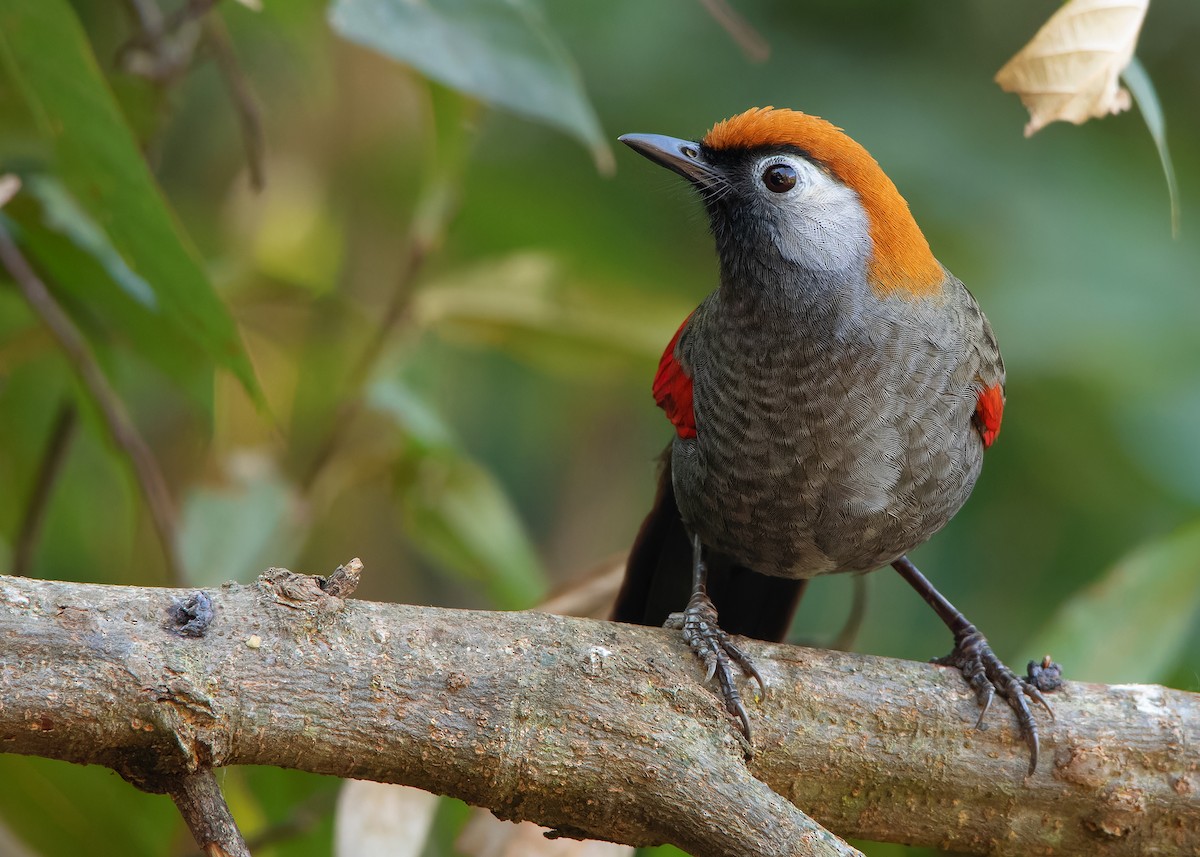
[12,400,78,577]
[118,0,201,84]
[169,770,251,857]
[121,0,220,55]
[299,188,458,492]
[0,224,183,584]
[696,0,770,62]
[201,14,266,192]
[120,0,166,45]
[830,574,867,652]
[163,0,222,37]
[538,553,626,619]
[297,90,475,495]
[184,787,337,857]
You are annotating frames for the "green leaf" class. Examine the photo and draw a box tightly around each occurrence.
[1,179,215,398]
[0,755,178,857]
[1025,521,1200,684]
[368,376,547,610]
[1122,57,1181,238]
[179,454,304,587]
[21,175,156,309]
[412,252,687,376]
[328,0,612,172]
[0,0,261,405]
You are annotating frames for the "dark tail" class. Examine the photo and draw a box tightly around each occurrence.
[612,450,807,642]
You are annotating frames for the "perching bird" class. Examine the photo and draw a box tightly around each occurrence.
[612,107,1055,773]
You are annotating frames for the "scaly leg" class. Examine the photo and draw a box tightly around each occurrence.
[665,533,764,739]
[893,555,1056,775]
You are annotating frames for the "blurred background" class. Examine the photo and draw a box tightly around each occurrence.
[1,1,1198,855]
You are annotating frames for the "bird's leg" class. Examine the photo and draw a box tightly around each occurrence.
[665,533,765,739]
[892,555,1057,775]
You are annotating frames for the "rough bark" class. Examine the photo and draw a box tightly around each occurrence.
[0,570,1197,856]
[169,769,251,857]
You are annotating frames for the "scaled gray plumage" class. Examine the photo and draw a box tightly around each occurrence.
[672,264,1003,578]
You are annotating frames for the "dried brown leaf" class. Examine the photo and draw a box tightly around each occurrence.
[995,0,1149,136]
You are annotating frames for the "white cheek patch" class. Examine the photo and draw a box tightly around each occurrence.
[766,166,871,273]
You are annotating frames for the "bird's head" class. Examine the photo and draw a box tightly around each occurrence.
[620,107,943,299]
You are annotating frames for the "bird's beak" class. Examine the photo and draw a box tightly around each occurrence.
[618,133,719,187]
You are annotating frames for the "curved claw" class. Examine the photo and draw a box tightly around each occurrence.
[721,636,766,699]
[1024,681,1056,719]
[973,688,994,729]
[937,627,1058,776]
[667,591,763,742]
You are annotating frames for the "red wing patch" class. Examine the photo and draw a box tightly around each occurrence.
[653,313,696,439]
[974,383,1004,449]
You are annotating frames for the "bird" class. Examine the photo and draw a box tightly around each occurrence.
[611,106,1057,774]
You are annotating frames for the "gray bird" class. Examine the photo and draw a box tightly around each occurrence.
[612,107,1056,773]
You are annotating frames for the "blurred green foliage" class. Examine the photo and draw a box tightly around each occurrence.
[1,1,1198,855]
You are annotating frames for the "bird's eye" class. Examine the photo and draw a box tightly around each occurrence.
[762,163,798,193]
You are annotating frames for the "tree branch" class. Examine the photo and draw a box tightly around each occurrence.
[12,400,77,577]
[0,569,1196,856]
[169,769,251,857]
[200,13,266,192]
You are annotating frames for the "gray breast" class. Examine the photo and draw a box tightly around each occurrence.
[670,277,990,579]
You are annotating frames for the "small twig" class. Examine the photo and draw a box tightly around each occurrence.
[318,557,364,598]
[298,238,426,491]
[538,554,626,619]
[12,401,77,577]
[184,786,336,857]
[121,0,166,45]
[118,0,264,188]
[0,224,184,584]
[299,91,476,495]
[118,0,202,84]
[165,0,222,35]
[300,188,459,492]
[201,13,266,191]
[697,0,770,63]
[169,770,251,857]
[830,574,867,652]
[121,0,220,56]
[245,789,335,854]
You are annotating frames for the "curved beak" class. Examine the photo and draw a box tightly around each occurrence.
[618,133,719,187]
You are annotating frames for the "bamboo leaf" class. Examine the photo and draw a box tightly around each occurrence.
[1025,521,1200,684]
[0,0,261,406]
[329,0,612,172]
[1121,57,1181,237]
[368,376,547,610]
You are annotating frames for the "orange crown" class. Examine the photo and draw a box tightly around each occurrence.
[704,107,942,297]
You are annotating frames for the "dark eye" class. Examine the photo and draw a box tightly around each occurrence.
[762,163,798,193]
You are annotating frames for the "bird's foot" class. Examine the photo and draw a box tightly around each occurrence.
[665,590,765,740]
[935,625,1057,776]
